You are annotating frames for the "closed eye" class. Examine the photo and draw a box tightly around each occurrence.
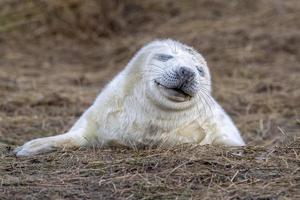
[154,54,173,62]
[197,66,205,77]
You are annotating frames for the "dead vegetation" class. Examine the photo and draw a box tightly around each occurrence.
[0,0,300,199]
[1,142,300,199]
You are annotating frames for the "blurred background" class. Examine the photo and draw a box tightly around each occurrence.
[0,0,299,146]
[1,1,300,199]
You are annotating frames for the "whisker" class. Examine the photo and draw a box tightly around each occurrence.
[197,93,209,117]
[199,80,212,87]
[195,94,207,117]
[173,40,177,54]
[200,89,216,112]
[149,63,167,73]
[198,90,213,116]
[166,41,177,54]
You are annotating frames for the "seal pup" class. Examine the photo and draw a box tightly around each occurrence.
[14,39,245,156]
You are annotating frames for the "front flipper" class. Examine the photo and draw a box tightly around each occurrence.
[14,106,99,157]
[14,134,81,157]
[212,134,245,146]
[208,103,245,146]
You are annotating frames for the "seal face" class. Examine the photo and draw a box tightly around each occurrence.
[14,39,245,157]
[145,40,211,111]
[155,66,197,101]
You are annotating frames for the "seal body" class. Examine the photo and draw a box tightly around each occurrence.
[14,39,245,156]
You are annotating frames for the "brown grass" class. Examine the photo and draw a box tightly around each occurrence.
[0,0,300,199]
[1,143,300,199]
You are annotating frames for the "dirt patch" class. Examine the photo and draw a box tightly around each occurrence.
[0,0,300,199]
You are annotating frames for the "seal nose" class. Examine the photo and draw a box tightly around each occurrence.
[178,66,195,82]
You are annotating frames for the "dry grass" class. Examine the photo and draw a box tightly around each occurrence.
[0,0,300,199]
[1,142,300,199]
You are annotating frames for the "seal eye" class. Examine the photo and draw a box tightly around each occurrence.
[197,66,205,77]
[155,54,173,62]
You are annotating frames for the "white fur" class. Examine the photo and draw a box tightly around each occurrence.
[14,39,245,157]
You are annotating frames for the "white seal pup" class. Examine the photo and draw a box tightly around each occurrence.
[14,39,245,157]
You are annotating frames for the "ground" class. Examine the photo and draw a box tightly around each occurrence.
[0,0,299,199]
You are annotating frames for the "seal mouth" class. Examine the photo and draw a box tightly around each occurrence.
[155,81,192,102]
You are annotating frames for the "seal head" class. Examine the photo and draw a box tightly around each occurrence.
[142,40,211,111]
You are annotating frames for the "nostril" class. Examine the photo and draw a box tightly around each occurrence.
[179,67,188,76]
[178,66,195,80]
